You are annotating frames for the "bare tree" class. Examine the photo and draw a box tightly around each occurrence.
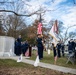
[4,15,27,38]
[0,0,28,37]
[63,25,76,43]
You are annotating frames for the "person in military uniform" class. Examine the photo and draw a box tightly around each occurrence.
[36,34,44,60]
[56,41,61,58]
[17,35,22,56]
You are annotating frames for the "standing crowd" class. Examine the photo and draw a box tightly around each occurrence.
[14,34,45,60]
[14,35,31,57]
[14,35,76,62]
[52,39,76,59]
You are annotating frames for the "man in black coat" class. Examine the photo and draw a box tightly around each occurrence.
[68,40,73,54]
[61,42,65,57]
[14,39,18,55]
[17,35,22,56]
[21,42,25,56]
[56,41,61,58]
[37,34,44,60]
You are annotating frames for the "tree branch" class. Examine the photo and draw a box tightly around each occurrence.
[64,25,76,42]
[0,9,39,16]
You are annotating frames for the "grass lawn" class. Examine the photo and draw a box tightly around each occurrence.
[0,59,75,75]
[30,50,76,69]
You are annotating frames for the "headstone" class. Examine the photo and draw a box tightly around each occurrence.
[0,36,15,57]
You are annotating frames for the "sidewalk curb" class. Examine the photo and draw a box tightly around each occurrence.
[0,56,76,74]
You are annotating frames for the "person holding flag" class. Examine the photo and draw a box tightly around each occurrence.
[34,14,44,67]
[36,14,44,60]
[49,20,59,64]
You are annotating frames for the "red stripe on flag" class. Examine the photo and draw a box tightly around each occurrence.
[37,22,42,34]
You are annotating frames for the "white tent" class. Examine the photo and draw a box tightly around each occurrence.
[0,36,15,57]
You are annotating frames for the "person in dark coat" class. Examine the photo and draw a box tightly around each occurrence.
[37,34,44,60]
[68,40,73,54]
[56,41,61,58]
[74,40,76,58]
[24,40,29,55]
[21,42,25,56]
[17,35,22,56]
[14,39,18,55]
[61,42,65,57]
[72,39,76,58]
[71,39,75,51]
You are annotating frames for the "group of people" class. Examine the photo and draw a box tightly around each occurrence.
[68,39,76,54]
[14,34,45,60]
[14,35,76,62]
[68,39,76,58]
[51,39,76,64]
[52,39,76,59]
[14,35,44,60]
[14,35,32,57]
[52,41,65,58]
[52,39,76,57]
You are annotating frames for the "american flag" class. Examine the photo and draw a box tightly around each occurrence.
[49,20,59,64]
[25,49,29,57]
[49,20,59,47]
[37,14,43,35]
[37,22,42,34]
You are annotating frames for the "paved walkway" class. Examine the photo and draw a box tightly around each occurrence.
[0,56,76,75]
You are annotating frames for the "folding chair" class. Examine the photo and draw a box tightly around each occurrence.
[66,52,75,65]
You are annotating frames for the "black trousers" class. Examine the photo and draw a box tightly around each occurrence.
[57,49,61,57]
[38,47,43,59]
